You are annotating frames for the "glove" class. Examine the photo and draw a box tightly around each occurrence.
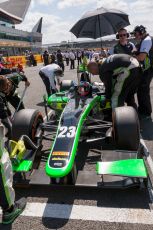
[105,100,111,109]
[101,98,111,109]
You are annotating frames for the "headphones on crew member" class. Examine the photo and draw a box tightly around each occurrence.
[116,31,129,39]
[132,25,146,35]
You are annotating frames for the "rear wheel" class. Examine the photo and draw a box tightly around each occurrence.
[12,109,43,148]
[112,106,140,151]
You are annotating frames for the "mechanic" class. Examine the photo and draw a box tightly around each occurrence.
[108,28,136,55]
[39,63,63,97]
[131,25,152,120]
[87,54,141,109]
[56,49,64,72]
[0,74,30,138]
[0,122,26,224]
[43,50,50,66]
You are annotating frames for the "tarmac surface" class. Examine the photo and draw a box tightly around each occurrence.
[0,62,153,230]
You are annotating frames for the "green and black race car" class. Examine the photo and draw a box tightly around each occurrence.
[6,76,153,194]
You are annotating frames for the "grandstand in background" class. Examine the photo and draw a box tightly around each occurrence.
[0,0,43,56]
[43,39,123,52]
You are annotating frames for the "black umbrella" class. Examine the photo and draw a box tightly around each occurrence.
[70,7,130,47]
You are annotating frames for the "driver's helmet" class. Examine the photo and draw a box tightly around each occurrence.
[78,81,91,97]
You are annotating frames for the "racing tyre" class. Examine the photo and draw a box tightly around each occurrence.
[12,109,43,148]
[60,80,74,91]
[112,106,140,151]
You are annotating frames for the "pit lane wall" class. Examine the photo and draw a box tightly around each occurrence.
[3,55,43,67]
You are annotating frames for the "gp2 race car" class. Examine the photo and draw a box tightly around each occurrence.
[6,76,153,197]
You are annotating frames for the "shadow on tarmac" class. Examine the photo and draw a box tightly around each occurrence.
[0,224,12,229]
[36,102,45,107]
[14,139,150,229]
[27,185,149,229]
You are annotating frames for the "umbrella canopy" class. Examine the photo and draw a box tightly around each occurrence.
[70,7,130,39]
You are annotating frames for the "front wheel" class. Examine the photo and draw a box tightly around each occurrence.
[12,109,43,148]
[112,106,140,151]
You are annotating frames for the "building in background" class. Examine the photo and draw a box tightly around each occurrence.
[44,39,117,53]
[45,37,138,53]
[0,0,43,56]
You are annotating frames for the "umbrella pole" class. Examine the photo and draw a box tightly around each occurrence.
[98,15,103,52]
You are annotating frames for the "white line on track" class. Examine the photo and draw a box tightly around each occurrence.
[1,203,153,225]
[0,202,151,224]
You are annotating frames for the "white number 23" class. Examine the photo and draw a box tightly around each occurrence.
[58,126,76,138]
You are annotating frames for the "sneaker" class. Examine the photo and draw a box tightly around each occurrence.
[2,198,27,225]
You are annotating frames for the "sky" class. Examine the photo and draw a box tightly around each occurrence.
[15,0,153,44]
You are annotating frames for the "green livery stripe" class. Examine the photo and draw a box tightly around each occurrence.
[12,160,32,172]
[48,96,69,104]
[70,96,100,170]
[96,159,147,178]
[46,95,101,177]
[45,101,68,177]
[47,94,69,105]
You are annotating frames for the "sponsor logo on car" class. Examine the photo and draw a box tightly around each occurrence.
[52,157,66,161]
[52,151,69,156]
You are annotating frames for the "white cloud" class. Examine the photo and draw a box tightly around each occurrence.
[16,0,153,44]
[32,0,54,6]
[16,11,74,44]
[0,0,8,3]
[125,0,153,35]
[57,0,95,9]
[96,0,153,35]
[97,0,128,11]
[130,0,153,12]
[57,0,129,10]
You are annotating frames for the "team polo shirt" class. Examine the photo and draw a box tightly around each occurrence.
[108,42,136,55]
[139,35,152,70]
[40,64,61,89]
[139,36,152,54]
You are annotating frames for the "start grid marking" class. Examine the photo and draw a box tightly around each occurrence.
[1,203,153,224]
